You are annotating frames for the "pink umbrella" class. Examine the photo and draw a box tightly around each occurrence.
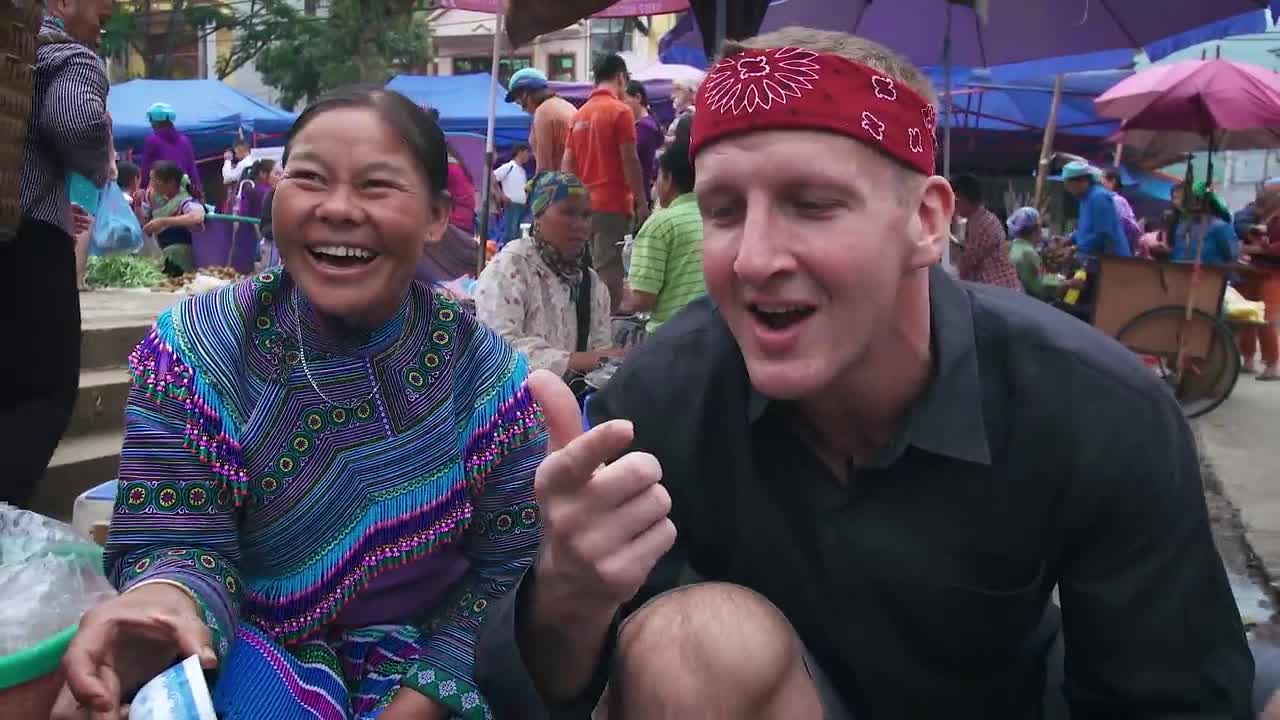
[1114,127,1280,169]
[1095,59,1280,136]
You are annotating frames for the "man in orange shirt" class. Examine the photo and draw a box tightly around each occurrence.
[507,68,577,174]
[563,53,650,311]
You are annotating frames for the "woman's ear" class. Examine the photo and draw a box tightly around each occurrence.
[426,195,450,245]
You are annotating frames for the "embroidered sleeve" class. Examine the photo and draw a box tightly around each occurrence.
[104,315,245,661]
[475,250,573,375]
[402,355,545,719]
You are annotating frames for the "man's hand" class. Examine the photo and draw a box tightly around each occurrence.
[633,201,651,228]
[71,204,93,236]
[529,370,675,612]
[380,687,450,720]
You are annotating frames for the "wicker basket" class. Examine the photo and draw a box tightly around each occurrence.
[0,1,42,244]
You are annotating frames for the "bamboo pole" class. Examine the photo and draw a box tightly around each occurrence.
[1032,74,1064,213]
[476,12,505,277]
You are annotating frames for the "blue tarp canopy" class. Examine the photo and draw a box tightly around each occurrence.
[386,73,531,148]
[109,79,296,159]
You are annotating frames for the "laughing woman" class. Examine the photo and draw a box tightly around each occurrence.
[52,88,545,720]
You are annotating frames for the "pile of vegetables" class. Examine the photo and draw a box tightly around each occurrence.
[84,255,165,289]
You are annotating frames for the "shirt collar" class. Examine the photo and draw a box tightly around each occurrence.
[589,87,620,101]
[747,266,992,467]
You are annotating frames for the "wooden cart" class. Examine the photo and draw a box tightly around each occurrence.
[1092,255,1240,418]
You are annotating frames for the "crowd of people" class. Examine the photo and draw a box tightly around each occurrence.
[953,158,1280,381]
[10,3,1280,719]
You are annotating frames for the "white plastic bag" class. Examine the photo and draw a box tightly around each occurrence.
[0,504,117,656]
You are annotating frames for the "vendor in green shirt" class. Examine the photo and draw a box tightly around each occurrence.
[1007,206,1078,302]
[620,136,706,333]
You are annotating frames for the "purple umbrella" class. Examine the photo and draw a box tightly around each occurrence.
[758,0,1268,175]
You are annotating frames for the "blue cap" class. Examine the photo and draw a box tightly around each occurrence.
[1061,160,1094,181]
[505,68,549,103]
[146,102,176,123]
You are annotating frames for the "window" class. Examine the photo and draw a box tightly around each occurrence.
[589,18,633,68]
[548,53,576,82]
[452,56,532,85]
[498,57,532,85]
[453,56,492,75]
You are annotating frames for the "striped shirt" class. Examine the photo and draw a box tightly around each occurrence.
[20,18,111,233]
[627,193,706,333]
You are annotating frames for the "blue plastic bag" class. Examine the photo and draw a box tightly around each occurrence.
[88,182,143,256]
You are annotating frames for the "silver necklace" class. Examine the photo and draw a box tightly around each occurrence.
[292,290,380,410]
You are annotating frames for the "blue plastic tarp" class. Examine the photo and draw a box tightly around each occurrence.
[386,73,531,148]
[109,79,296,158]
[924,67,1129,137]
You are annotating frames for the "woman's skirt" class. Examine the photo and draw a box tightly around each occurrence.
[212,622,490,720]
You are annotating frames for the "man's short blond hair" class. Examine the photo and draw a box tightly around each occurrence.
[721,26,938,105]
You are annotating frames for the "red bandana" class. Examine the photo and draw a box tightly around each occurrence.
[689,47,938,176]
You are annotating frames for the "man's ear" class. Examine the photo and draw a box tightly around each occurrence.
[908,175,955,270]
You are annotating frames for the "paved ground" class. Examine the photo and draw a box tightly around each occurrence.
[1197,372,1280,626]
[80,288,183,329]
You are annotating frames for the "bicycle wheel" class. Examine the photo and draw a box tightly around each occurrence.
[1115,306,1240,419]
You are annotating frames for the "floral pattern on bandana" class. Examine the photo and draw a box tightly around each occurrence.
[702,47,820,115]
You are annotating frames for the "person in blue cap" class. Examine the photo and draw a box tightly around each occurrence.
[506,67,577,173]
[139,102,203,197]
[1062,160,1130,264]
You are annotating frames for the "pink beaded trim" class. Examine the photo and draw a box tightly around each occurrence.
[463,384,543,493]
[129,328,251,506]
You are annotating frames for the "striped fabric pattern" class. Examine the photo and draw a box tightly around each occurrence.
[105,270,545,718]
[627,193,706,333]
[21,18,111,231]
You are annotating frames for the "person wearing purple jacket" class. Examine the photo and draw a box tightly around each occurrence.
[624,81,664,210]
[139,103,203,196]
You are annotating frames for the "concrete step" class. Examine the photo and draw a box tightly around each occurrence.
[66,368,131,437]
[32,429,122,522]
[81,322,150,372]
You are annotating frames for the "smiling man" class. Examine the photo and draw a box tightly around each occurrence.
[476,27,1255,719]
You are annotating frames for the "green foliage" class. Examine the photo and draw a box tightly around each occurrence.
[226,0,431,111]
[85,255,166,288]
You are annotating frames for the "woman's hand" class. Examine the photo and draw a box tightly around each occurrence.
[567,348,628,373]
[50,583,217,720]
[143,218,168,235]
[379,687,451,720]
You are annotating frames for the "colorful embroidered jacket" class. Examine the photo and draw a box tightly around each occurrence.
[105,269,544,714]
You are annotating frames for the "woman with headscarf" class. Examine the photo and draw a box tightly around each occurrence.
[1006,207,1075,302]
[1166,182,1239,267]
[139,103,203,196]
[474,171,625,380]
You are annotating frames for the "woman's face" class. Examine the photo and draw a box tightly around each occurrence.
[538,193,592,257]
[268,164,284,188]
[149,172,178,198]
[273,106,448,328]
[672,85,693,111]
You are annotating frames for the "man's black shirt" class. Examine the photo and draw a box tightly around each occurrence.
[477,268,1251,718]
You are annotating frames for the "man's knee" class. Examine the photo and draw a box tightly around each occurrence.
[609,583,820,718]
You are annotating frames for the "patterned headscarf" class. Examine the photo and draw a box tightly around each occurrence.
[1006,207,1040,239]
[527,171,590,292]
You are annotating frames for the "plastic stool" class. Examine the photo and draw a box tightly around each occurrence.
[72,479,118,541]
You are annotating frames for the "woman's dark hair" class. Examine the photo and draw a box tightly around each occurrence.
[951,174,983,204]
[116,161,140,189]
[660,139,695,194]
[1104,170,1122,187]
[625,80,649,105]
[1143,217,1161,233]
[252,158,277,179]
[150,160,202,201]
[284,86,449,198]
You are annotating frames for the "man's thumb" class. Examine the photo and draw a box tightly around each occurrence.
[528,369,583,452]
